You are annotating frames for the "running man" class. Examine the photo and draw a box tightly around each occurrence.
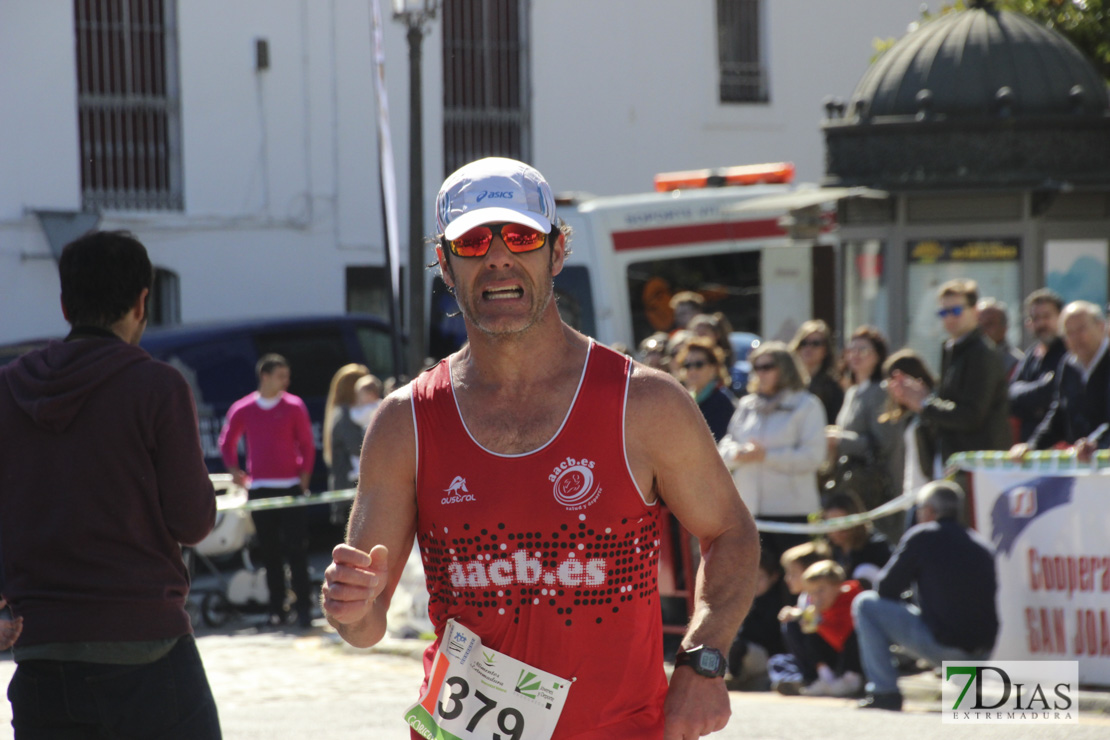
[322,157,759,739]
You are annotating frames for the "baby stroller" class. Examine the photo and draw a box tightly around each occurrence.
[185,477,320,628]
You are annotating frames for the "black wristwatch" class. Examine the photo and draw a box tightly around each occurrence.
[675,645,727,678]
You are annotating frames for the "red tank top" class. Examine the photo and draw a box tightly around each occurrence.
[411,341,667,739]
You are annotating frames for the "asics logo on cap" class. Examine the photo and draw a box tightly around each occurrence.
[476,190,514,203]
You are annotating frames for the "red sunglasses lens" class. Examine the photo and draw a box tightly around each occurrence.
[450,227,493,257]
[499,224,545,252]
[449,224,547,257]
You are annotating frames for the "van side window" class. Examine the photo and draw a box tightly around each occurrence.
[626,251,760,343]
[354,325,394,378]
[153,336,256,460]
[161,336,256,414]
[254,329,348,399]
[554,266,596,338]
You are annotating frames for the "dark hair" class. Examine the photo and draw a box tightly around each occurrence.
[879,349,936,422]
[1024,288,1064,315]
[58,230,153,328]
[821,491,872,551]
[758,548,784,578]
[849,325,888,383]
[256,354,289,378]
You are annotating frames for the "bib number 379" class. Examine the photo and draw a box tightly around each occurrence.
[404,619,573,740]
[438,676,524,739]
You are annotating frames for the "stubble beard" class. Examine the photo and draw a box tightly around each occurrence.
[447,253,557,339]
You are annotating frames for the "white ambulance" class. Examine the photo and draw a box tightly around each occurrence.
[427,163,838,359]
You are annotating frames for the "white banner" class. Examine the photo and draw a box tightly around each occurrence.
[969,466,1110,685]
[369,0,402,325]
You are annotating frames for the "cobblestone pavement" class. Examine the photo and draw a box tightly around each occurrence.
[2,621,1109,740]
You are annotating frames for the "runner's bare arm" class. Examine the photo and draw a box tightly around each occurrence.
[625,365,759,738]
[322,389,418,648]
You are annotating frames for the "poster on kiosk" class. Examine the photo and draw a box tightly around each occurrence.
[965,460,1110,685]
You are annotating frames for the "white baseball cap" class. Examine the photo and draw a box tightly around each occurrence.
[436,157,557,241]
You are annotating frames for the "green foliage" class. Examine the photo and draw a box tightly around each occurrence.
[996,0,1110,80]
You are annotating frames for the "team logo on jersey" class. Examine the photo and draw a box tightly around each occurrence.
[442,475,476,505]
[549,456,601,511]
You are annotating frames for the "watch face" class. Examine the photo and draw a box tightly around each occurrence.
[699,651,721,673]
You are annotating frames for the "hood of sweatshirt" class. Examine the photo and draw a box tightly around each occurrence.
[3,337,149,433]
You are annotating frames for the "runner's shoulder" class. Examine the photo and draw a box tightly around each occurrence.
[634,361,692,408]
[367,384,416,437]
[626,361,700,420]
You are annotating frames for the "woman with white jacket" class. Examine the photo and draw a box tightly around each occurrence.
[719,341,827,557]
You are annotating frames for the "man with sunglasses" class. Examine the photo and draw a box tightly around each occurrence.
[888,279,1011,466]
[323,157,760,740]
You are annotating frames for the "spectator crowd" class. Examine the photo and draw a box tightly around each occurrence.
[5,260,1103,717]
[636,279,1108,709]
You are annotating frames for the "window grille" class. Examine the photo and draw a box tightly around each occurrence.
[75,0,183,211]
[442,0,531,176]
[717,0,768,103]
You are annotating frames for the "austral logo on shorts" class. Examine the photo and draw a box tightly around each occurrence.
[549,456,601,511]
[942,660,1078,724]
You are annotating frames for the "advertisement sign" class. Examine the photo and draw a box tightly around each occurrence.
[970,467,1110,685]
[909,238,1020,263]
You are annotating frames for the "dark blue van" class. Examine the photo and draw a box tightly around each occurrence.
[137,315,398,492]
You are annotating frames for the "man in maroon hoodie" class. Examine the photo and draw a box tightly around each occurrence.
[0,230,221,738]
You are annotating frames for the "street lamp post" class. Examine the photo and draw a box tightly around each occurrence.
[393,0,439,376]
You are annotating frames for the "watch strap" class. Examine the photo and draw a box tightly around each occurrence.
[675,645,727,678]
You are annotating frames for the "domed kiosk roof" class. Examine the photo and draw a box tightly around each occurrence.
[824,1,1110,189]
[853,5,1107,121]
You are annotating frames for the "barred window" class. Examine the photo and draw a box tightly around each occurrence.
[717,0,768,104]
[75,0,183,211]
[442,0,531,176]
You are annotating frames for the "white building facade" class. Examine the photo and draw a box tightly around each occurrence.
[0,0,935,346]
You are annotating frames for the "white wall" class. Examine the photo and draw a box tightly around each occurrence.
[0,2,80,219]
[531,0,936,195]
[0,0,936,345]
[0,0,418,342]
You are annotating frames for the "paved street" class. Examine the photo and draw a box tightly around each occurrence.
[2,621,1109,740]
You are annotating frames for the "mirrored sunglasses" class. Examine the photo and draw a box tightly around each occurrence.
[448,223,549,258]
[937,305,965,319]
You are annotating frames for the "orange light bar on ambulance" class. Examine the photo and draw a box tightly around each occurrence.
[653,162,795,192]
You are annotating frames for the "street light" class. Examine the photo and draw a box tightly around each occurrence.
[393,0,439,376]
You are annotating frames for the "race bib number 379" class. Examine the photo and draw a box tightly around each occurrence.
[404,619,574,740]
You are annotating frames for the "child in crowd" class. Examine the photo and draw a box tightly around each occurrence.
[727,549,788,690]
[779,560,864,697]
[768,541,830,691]
[780,540,830,605]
